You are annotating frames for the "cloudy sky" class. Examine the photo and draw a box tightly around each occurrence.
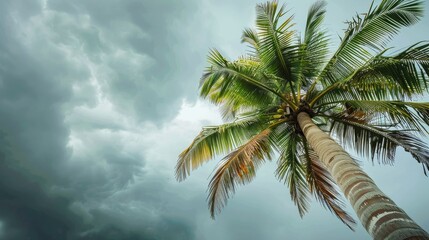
[0,0,428,239]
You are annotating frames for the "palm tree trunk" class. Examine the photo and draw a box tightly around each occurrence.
[297,112,429,240]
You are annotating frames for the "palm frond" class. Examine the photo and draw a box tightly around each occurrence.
[304,1,327,45]
[301,142,356,229]
[242,28,261,55]
[311,42,429,106]
[275,132,310,217]
[393,41,429,89]
[324,113,429,173]
[176,117,265,181]
[303,0,329,76]
[200,49,289,107]
[389,132,429,174]
[297,1,330,97]
[301,31,329,81]
[334,100,429,132]
[205,57,277,118]
[347,0,423,50]
[255,1,297,90]
[208,129,273,217]
[317,0,424,86]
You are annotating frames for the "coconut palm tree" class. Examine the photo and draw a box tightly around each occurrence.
[176,0,429,239]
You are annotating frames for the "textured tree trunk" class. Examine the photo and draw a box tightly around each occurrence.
[297,112,429,240]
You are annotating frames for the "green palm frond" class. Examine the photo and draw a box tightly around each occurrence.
[255,1,297,90]
[325,113,429,172]
[345,0,423,50]
[275,132,310,217]
[302,1,329,78]
[208,129,273,217]
[389,132,429,174]
[301,142,356,229]
[318,0,423,86]
[311,43,429,106]
[304,1,326,44]
[395,42,429,69]
[297,1,330,99]
[242,28,261,55]
[205,57,277,118]
[176,117,266,181]
[207,77,275,120]
[333,101,429,132]
[201,49,292,107]
[393,41,429,89]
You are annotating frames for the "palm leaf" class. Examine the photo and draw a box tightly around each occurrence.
[208,129,273,217]
[205,57,277,116]
[242,28,261,55]
[296,1,330,98]
[302,1,329,79]
[176,117,265,181]
[325,113,429,173]
[335,100,429,132]
[311,42,429,106]
[275,132,310,217]
[317,0,424,86]
[255,1,297,93]
[200,49,292,107]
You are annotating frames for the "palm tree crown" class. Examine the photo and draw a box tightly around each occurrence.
[176,0,429,231]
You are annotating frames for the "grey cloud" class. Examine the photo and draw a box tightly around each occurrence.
[43,0,211,122]
[0,0,203,239]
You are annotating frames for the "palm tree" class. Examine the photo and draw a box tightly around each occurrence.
[176,0,429,239]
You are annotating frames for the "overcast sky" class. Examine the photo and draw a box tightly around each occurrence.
[0,0,428,239]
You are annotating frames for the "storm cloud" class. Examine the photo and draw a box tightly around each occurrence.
[0,0,428,239]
